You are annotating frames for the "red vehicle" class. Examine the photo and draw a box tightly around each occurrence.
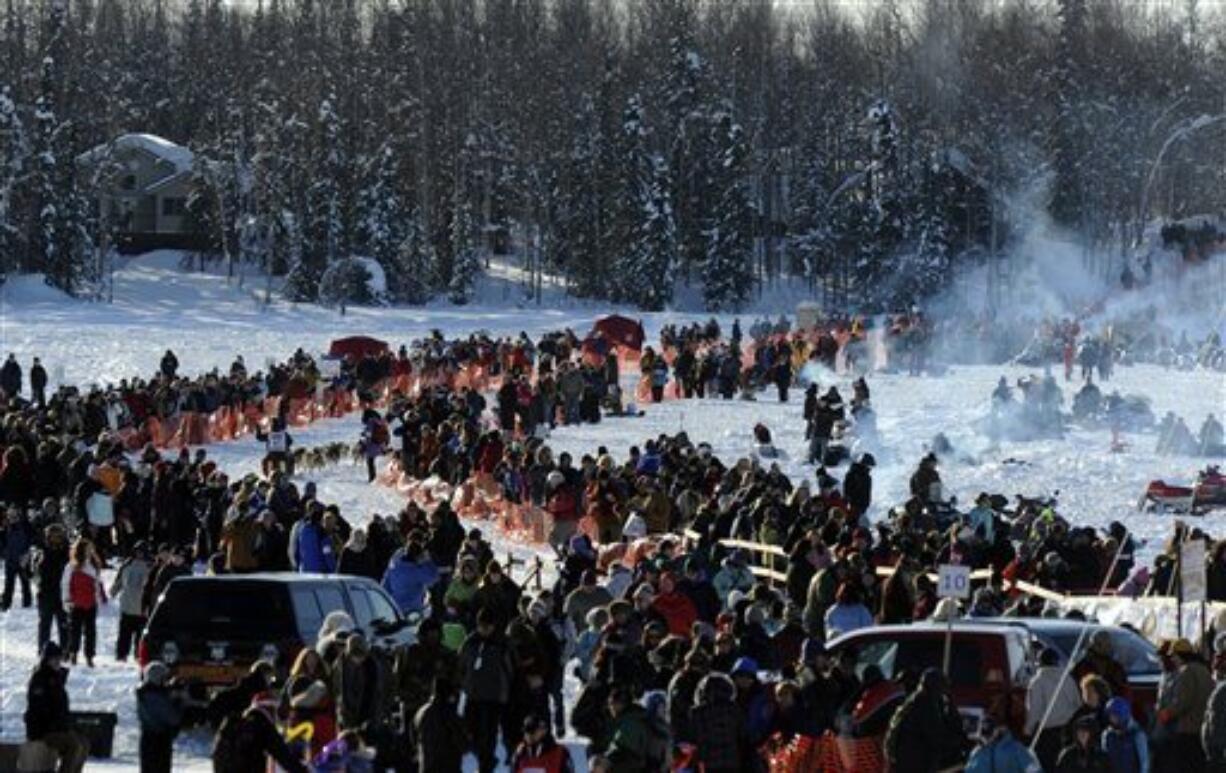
[827,619,1161,739]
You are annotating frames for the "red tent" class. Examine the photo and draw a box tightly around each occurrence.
[591,315,646,352]
[328,336,389,361]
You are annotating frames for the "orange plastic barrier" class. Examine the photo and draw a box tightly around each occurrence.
[763,733,884,773]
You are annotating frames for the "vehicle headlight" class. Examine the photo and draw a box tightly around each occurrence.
[162,642,179,664]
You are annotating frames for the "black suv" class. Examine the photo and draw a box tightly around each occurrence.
[140,573,418,687]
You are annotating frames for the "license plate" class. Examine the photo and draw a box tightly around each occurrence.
[175,663,244,684]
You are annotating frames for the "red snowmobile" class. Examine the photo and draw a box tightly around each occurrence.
[1140,466,1226,513]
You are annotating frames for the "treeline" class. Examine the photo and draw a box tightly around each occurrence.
[0,0,1223,310]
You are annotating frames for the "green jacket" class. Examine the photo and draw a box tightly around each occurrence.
[605,704,651,773]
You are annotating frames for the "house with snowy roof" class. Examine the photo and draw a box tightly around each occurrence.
[77,133,198,251]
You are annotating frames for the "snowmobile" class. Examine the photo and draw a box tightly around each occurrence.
[1139,466,1226,513]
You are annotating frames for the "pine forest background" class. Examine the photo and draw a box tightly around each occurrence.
[1,0,1224,311]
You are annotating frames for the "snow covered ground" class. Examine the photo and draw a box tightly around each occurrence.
[0,254,1222,770]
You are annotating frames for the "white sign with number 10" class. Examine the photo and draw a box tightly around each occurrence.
[938,564,971,599]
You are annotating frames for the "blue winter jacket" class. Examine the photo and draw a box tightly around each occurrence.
[964,731,1042,773]
[295,522,336,574]
[824,603,874,638]
[3,521,34,564]
[382,552,440,614]
[1103,720,1149,773]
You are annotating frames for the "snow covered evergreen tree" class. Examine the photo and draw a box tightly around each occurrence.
[0,86,29,278]
[32,0,93,296]
[703,107,755,311]
[394,214,436,305]
[622,154,676,311]
[356,143,407,296]
[448,189,480,305]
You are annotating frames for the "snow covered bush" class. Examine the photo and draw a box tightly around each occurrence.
[317,256,386,308]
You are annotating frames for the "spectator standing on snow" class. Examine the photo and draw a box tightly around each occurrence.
[61,537,105,667]
[110,542,152,661]
[1,353,22,398]
[159,350,178,379]
[382,540,439,616]
[137,661,185,773]
[461,607,515,773]
[25,641,88,773]
[293,505,336,574]
[35,523,70,651]
[413,677,468,773]
[2,506,35,610]
[30,357,48,406]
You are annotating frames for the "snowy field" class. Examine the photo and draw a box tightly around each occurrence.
[0,254,1222,769]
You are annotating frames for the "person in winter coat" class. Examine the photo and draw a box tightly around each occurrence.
[335,528,380,580]
[650,359,669,403]
[110,543,152,661]
[2,507,35,609]
[473,560,522,630]
[965,717,1042,773]
[824,582,874,638]
[510,714,575,773]
[712,553,754,607]
[211,691,307,773]
[159,350,179,379]
[563,570,613,632]
[731,657,774,747]
[220,507,261,573]
[1072,629,1130,699]
[382,540,440,615]
[61,538,105,667]
[667,648,711,744]
[601,686,653,773]
[0,446,36,507]
[1204,638,1226,771]
[461,608,515,773]
[1160,638,1214,769]
[137,661,185,773]
[293,507,336,574]
[413,677,468,773]
[253,509,290,572]
[1055,714,1110,772]
[29,357,48,406]
[1102,697,1148,773]
[331,633,385,732]
[884,668,967,773]
[689,673,749,773]
[843,454,874,516]
[25,641,88,773]
[35,523,70,651]
[360,411,389,482]
[650,571,697,637]
[0,353,22,397]
[1027,647,1082,769]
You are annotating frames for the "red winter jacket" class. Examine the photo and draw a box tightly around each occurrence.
[652,591,699,638]
[62,564,106,610]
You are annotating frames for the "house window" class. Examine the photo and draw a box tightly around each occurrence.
[161,197,186,217]
[121,174,137,191]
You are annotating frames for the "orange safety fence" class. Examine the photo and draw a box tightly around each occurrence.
[763,732,885,773]
[100,370,447,454]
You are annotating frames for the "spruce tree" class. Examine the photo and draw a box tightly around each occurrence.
[703,107,755,311]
